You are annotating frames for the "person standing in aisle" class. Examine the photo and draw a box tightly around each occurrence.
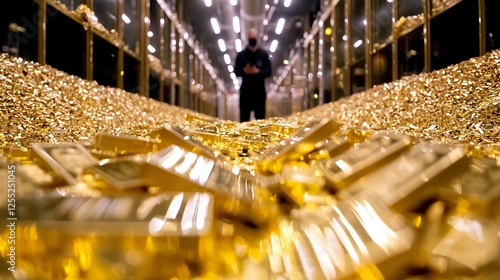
[234,28,272,122]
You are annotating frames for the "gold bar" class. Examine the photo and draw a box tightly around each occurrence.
[147,125,223,160]
[7,147,32,162]
[31,143,98,186]
[288,191,415,279]
[16,163,64,189]
[259,119,341,174]
[437,157,500,217]
[94,133,163,156]
[315,133,413,191]
[429,215,498,276]
[339,143,469,213]
[146,146,280,229]
[82,160,146,190]
[303,137,351,162]
[16,192,214,263]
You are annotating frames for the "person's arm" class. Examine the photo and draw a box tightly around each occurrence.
[259,52,272,78]
[234,52,246,77]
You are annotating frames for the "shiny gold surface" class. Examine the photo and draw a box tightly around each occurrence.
[1,49,500,279]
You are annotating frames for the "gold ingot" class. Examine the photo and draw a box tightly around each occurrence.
[31,143,99,186]
[82,160,147,191]
[259,119,341,174]
[315,133,413,191]
[303,137,351,163]
[192,131,221,145]
[437,157,500,217]
[94,133,162,156]
[347,128,373,144]
[147,125,221,160]
[339,143,469,213]
[7,147,32,162]
[185,113,217,124]
[289,191,416,280]
[146,146,280,229]
[16,192,215,264]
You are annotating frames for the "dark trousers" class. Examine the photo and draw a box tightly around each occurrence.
[239,94,266,122]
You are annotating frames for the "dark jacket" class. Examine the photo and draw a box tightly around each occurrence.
[234,47,272,99]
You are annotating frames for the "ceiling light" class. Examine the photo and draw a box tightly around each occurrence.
[273,0,278,4]
[265,4,270,9]
[275,18,285,35]
[387,0,393,2]
[263,19,268,26]
[147,45,156,53]
[342,34,348,41]
[270,40,278,53]
[363,19,367,25]
[147,31,154,38]
[233,79,239,85]
[233,16,240,33]
[263,35,268,41]
[122,14,131,24]
[354,39,363,48]
[230,0,237,6]
[224,54,231,64]
[210,18,220,34]
[284,0,292,7]
[204,0,212,7]
[144,17,150,24]
[228,65,234,72]
[235,39,242,52]
[283,59,289,65]
[230,73,236,80]
[218,39,226,52]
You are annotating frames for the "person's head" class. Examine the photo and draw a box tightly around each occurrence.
[247,28,259,50]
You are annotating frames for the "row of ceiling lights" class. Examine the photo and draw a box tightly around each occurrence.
[204,0,293,89]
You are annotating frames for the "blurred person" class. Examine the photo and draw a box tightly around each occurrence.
[234,28,272,122]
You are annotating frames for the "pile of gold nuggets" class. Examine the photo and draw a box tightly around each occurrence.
[0,48,499,280]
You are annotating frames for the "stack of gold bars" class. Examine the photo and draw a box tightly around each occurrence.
[0,49,499,280]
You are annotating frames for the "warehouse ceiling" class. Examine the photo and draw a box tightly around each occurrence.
[183,0,321,90]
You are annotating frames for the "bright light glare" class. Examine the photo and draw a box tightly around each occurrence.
[235,39,242,52]
[147,45,156,53]
[122,14,131,24]
[230,73,236,80]
[284,0,292,7]
[354,40,363,48]
[275,18,285,34]
[233,16,240,33]
[230,0,237,6]
[210,18,220,34]
[147,31,154,38]
[270,40,278,53]
[224,54,231,64]
[228,65,234,72]
[204,0,212,7]
[218,39,226,52]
